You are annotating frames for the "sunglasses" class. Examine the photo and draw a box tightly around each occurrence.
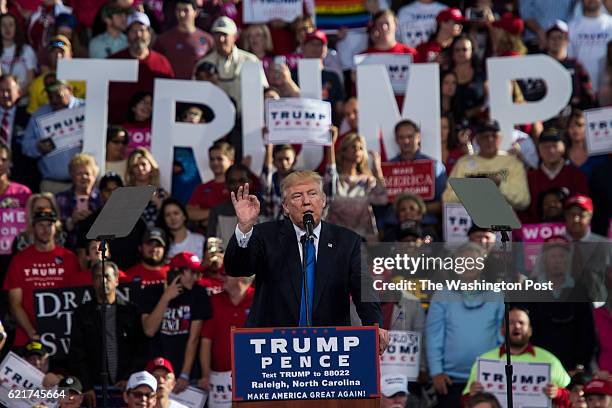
[109,138,129,145]
[49,41,67,48]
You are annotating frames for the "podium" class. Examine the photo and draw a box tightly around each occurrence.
[231,326,380,407]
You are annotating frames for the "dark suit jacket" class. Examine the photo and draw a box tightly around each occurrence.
[224,218,382,328]
[69,298,147,391]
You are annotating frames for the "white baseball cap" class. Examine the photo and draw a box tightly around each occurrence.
[126,371,157,392]
[381,375,408,397]
[547,19,569,34]
[127,11,151,28]
[211,16,238,36]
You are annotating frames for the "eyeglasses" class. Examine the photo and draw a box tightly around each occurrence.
[109,139,128,145]
[129,391,156,399]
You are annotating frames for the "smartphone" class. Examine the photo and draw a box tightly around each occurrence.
[273,56,287,70]
[76,195,89,212]
[167,268,182,286]
[465,7,485,20]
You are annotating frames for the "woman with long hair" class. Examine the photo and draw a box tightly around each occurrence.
[448,34,487,122]
[440,70,461,121]
[125,147,168,226]
[157,197,205,259]
[325,129,387,241]
[241,24,273,60]
[0,13,36,90]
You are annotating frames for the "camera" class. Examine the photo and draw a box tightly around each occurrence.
[206,237,224,270]
[196,61,218,76]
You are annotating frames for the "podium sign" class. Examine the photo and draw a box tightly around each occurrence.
[231,327,380,402]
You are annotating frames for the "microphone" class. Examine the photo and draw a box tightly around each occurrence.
[303,212,315,240]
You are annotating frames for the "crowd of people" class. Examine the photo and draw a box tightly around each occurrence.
[0,0,611,407]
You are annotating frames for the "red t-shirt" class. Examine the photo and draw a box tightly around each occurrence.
[198,275,225,297]
[188,180,228,210]
[3,245,80,346]
[415,40,443,63]
[107,49,175,123]
[153,28,214,79]
[201,287,254,371]
[362,43,417,108]
[363,42,417,57]
[124,263,169,287]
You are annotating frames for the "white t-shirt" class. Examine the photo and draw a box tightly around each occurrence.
[397,1,447,48]
[1,44,37,90]
[568,13,612,93]
[167,230,205,259]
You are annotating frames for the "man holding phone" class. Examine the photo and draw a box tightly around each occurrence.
[141,252,212,394]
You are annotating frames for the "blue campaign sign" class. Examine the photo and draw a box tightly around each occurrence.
[231,326,380,401]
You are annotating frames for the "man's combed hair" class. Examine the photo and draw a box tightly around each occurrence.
[91,260,120,279]
[280,170,323,200]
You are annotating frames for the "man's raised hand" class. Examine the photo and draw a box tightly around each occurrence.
[232,183,260,234]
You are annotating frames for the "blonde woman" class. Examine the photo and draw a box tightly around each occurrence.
[240,24,273,60]
[125,147,168,226]
[13,193,66,252]
[55,153,103,246]
[325,129,387,241]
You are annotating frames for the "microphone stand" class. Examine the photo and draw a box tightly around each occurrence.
[98,236,114,408]
[301,235,312,327]
[492,226,513,408]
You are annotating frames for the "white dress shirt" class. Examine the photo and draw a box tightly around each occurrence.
[235,221,322,262]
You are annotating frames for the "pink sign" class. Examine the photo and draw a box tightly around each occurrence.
[125,126,152,155]
[519,222,566,271]
[0,208,27,255]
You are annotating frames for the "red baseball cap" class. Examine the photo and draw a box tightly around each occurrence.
[168,252,203,271]
[564,194,594,213]
[493,13,525,36]
[146,357,175,374]
[584,379,612,396]
[436,8,464,24]
[304,30,328,45]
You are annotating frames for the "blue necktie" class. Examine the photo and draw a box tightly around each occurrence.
[299,236,315,326]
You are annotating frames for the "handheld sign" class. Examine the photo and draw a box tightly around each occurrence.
[477,359,551,408]
[354,54,413,95]
[232,326,380,401]
[266,98,332,146]
[519,223,566,271]
[243,0,303,23]
[0,208,26,255]
[381,161,435,202]
[36,107,85,156]
[443,203,473,244]
[0,352,60,407]
[585,106,612,155]
[380,330,421,380]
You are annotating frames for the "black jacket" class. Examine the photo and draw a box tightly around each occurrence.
[69,297,147,391]
[224,218,382,328]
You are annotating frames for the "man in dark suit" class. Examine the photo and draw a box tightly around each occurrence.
[0,74,39,192]
[224,170,389,353]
